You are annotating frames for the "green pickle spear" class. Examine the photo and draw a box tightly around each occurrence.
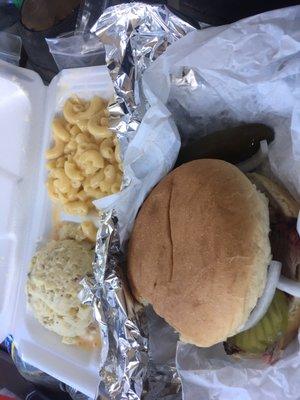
[227,290,289,355]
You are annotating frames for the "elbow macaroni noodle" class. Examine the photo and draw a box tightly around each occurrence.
[46,96,123,216]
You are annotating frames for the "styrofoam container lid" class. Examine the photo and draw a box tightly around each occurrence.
[0,60,115,398]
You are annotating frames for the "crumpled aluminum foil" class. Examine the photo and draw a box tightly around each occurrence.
[91,2,194,154]
[81,210,148,400]
[78,3,194,400]
[91,2,193,117]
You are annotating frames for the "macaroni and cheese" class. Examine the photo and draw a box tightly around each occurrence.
[46,96,123,216]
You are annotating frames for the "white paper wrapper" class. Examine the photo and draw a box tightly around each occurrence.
[177,333,300,400]
[144,6,300,199]
[141,5,300,400]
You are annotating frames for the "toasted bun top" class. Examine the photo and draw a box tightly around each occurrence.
[127,159,271,347]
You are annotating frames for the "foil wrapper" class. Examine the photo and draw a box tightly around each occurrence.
[81,210,148,399]
[79,3,194,399]
[91,3,193,117]
[91,3,194,155]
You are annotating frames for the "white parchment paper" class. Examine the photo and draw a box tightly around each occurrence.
[142,6,300,399]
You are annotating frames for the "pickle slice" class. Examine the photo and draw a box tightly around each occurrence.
[227,290,288,355]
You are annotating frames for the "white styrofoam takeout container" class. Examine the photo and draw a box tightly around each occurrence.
[0,60,115,398]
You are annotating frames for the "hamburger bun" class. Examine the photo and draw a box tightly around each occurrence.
[127,159,271,347]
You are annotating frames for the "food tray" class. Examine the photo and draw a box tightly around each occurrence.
[0,60,114,397]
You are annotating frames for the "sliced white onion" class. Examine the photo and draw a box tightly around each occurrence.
[238,261,281,333]
[277,276,300,297]
[237,140,269,173]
